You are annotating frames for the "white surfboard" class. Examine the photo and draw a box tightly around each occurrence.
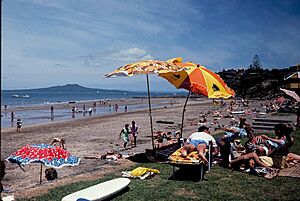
[61,178,131,201]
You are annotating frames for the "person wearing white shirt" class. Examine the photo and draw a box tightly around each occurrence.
[181,126,218,163]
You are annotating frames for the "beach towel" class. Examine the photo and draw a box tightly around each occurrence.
[278,163,300,178]
[168,147,204,165]
[122,167,160,180]
[259,156,273,167]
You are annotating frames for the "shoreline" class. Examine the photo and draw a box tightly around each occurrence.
[1,97,189,112]
[1,97,193,129]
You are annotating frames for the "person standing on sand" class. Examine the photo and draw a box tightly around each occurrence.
[119,124,131,149]
[115,104,119,112]
[10,111,15,122]
[50,106,54,114]
[16,118,22,133]
[130,121,138,147]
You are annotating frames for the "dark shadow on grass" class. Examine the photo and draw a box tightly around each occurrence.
[168,165,208,182]
[126,153,154,163]
[127,143,180,163]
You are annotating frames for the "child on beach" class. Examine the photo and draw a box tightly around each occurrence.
[119,124,131,149]
[16,118,22,132]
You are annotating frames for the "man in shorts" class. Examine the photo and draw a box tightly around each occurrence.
[181,126,218,163]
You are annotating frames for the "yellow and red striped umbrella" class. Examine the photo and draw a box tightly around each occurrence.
[159,62,235,99]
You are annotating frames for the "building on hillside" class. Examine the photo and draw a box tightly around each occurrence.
[283,65,300,93]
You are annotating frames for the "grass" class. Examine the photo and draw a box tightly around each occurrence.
[19,130,300,201]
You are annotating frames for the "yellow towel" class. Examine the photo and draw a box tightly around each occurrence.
[130,167,160,177]
[259,156,273,167]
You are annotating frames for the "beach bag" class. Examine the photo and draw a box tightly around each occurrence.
[45,168,58,181]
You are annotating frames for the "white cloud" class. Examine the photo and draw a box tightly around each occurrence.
[111,48,154,61]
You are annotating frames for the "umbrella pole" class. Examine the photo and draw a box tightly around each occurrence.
[146,74,155,149]
[40,164,42,184]
[180,91,191,138]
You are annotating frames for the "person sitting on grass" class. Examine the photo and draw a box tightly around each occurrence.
[119,124,131,149]
[217,117,251,167]
[245,131,271,156]
[181,126,218,164]
[262,123,300,164]
[218,117,250,146]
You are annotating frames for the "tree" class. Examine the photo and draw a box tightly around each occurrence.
[249,54,262,70]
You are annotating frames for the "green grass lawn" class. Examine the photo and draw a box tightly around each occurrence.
[20,129,300,201]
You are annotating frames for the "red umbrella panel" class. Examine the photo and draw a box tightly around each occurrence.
[6,144,80,168]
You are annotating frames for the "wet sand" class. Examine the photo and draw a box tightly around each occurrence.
[1,98,296,199]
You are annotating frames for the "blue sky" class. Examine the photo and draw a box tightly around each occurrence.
[2,0,300,91]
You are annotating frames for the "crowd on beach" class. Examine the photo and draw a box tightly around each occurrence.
[171,98,300,180]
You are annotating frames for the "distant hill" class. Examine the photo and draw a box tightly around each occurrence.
[3,84,127,93]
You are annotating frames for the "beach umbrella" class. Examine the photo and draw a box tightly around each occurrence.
[6,144,80,184]
[280,88,300,102]
[159,62,235,137]
[104,59,185,149]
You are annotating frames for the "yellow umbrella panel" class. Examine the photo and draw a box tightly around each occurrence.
[104,60,183,77]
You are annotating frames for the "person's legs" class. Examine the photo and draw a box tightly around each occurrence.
[231,152,269,168]
[219,142,231,167]
[196,143,208,163]
[181,144,195,157]
[288,152,300,160]
[134,135,137,146]
[130,134,134,145]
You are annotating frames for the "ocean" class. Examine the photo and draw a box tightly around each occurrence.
[1,90,182,107]
[1,90,187,128]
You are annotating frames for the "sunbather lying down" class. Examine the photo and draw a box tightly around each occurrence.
[181,126,218,164]
[50,138,65,149]
[101,150,122,161]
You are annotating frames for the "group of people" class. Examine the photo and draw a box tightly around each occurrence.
[10,111,22,132]
[119,121,138,149]
[179,116,299,178]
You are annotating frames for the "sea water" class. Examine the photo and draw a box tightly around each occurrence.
[1,90,177,107]
[1,90,185,128]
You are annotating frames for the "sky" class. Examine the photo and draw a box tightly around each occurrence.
[2,0,300,91]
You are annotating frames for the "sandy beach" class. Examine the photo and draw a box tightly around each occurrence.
[1,98,296,199]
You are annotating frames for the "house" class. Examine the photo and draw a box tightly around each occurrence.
[284,66,300,92]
